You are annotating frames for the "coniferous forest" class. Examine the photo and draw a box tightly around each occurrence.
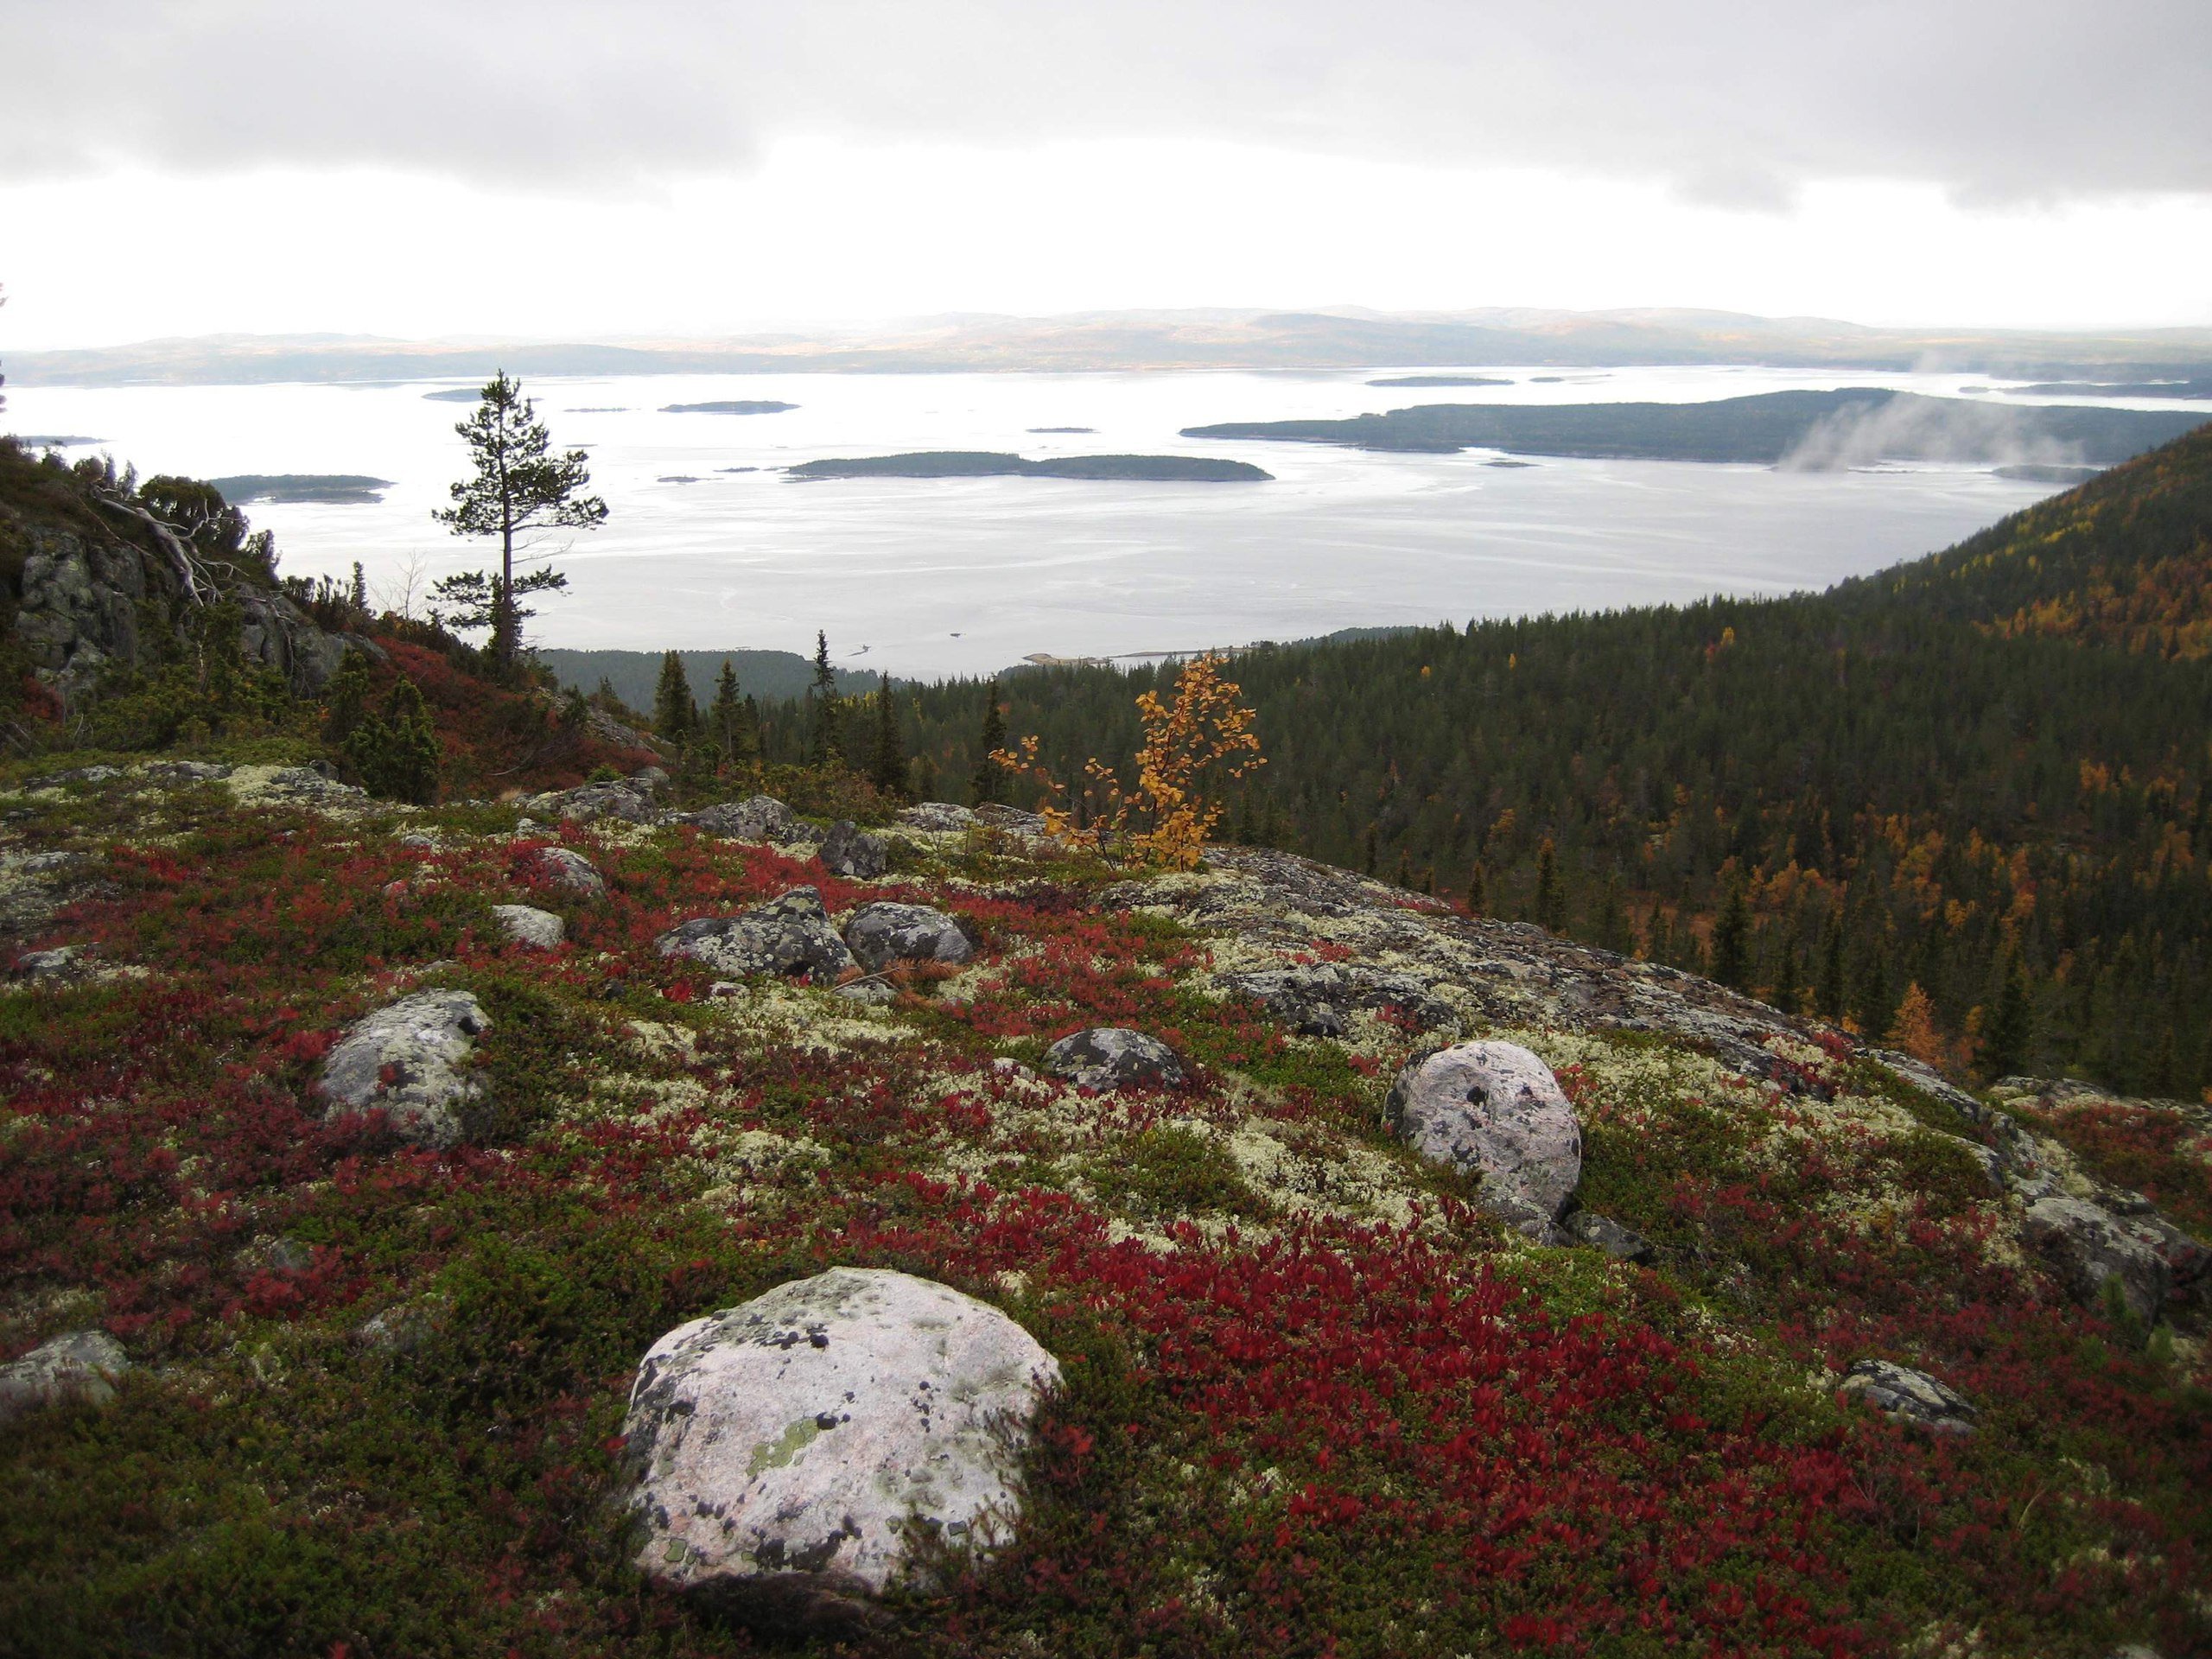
[756,426,2212,1099]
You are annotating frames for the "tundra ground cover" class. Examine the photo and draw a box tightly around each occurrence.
[1,760,2207,1657]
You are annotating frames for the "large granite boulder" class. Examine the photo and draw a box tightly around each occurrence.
[684,795,799,843]
[623,1267,1060,1635]
[526,844,607,899]
[842,902,973,974]
[1837,1359,1977,1436]
[0,1330,130,1426]
[817,820,888,879]
[657,887,856,985]
[2023,1197,2172,1327]
[315,989,491,1148]
[490,904,564,950]
[896,802,978,833]
[1041,1027,1187,1092]
[1386,1041,1583,1229]
[542,779,658,825]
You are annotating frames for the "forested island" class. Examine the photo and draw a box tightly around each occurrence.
[786,450,1271,481]
[658,400,798,416]
[2000,378,2212,399]
[1185,387,2207,467]
[207,474,394,504]
[1366,374,1511,387]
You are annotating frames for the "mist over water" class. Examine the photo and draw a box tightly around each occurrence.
[10,365,2171,678]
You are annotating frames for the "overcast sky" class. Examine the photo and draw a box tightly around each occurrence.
[4,0,2210,347]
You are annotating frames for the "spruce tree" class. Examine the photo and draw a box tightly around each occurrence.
[345,676,440,804]
[1977,947,2032,1081]
[1770,938,1802,1014]
[868,673,908,798]
[652,650,695,741]
[807,631,841,766]
[1535,838,1564,931]
[1711,877,1751,991]
[1467,860,1487,916]
[970,680,1009,804]
[1818,910,1847,1020]
[321,648,374,748]
[709,658,753,763]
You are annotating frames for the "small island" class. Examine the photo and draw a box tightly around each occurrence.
[785,450,1271,482]
[658,400,798,416]
[207,474,394,505]
[422,387,484,402]
[1027,425,1096,434]
[9,434,104,448]
[1367,375,1511,388]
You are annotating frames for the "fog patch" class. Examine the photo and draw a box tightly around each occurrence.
[1779,392,2085,472]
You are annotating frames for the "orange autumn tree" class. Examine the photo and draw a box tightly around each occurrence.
[994,653,1265,869]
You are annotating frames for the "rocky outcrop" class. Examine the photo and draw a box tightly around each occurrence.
[0,1330,130,1425]
[2023,1197,2173,1327]
[657,887,856,985]
[622,1267,1060,1635]
[525,845,607,899]
[896,802,978,833]
[842,902,973,974]
[1838,1360,1977,1436]
[1564,1208,1654,1263]
[1042,1027,1187,1091]
[531,779,658,825]
[1216,961,1459,1037]
[315,989,491,1148]
[683,795,798,843]
[490,904,564,950]
[817,820,888,879]
[1386,1041,1583,1234]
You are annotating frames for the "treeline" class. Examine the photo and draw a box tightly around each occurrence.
[737,429,2212,1099]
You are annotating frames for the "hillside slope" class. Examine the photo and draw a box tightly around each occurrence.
[1,766,2206,1656]
[893,428,2212,1103]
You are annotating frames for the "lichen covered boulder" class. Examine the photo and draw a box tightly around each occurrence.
[657,887,856,985]
[622,1267,1060,1634]
[817,820,888,879]
[1838,1359,1977,1436]
[1386,1040,1583,1226]
[490,903,564,950]
[1042,1027,1188,1091]
[315,988,490,1147]
[895,801,977,833]
[0,1330,130,1426]
[2023,1197,2172,1326]
[842,901,974,974]
[684,794,798,843]
[525,843,607,898]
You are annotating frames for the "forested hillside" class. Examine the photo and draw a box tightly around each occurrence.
[855,426,2212,1100]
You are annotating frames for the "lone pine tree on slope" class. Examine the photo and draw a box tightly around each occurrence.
[430,372,606,671]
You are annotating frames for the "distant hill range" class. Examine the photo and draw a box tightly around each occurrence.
[1185,389,2207,467]
[12,308,2212,385]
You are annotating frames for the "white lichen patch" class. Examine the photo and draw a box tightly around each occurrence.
[1224,1117,1426,1230]
[702,979,910,1054]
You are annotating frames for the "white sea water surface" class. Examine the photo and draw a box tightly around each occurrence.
[10,364,2196,678]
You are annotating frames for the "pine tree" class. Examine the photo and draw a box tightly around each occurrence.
[1711,876,1751,990]
[869,673,908,798]
[970,681,1009,804]
[652,650,695,741]
[1467,860,1488,916]
[1977,947,2032,1081]
[1535,837,1563,931]
[321,649,374,748]
[429,372,604,670]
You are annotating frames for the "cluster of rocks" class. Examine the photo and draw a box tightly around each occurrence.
[658,885,971,1003]
[518,781,898,879]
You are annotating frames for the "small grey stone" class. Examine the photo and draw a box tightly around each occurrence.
[1838,1359,1977,1436]
[0,1330,130,1425]
[842,902,974,973]
[1564,1209,1654,1263]
[315,989,491,1148]
[835,979,899,1006]
[529,844,607,898]
[1386,1041,1583,1222]
[12,944,85,980]
[1041,1027,1186,1091]
[630,766,671,791]
[817,820,888,879]
[684,795,799,843]
[658,887,858,985]
[490,903,565,950]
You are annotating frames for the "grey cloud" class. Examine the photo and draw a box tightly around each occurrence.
[2,0,2206,201]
